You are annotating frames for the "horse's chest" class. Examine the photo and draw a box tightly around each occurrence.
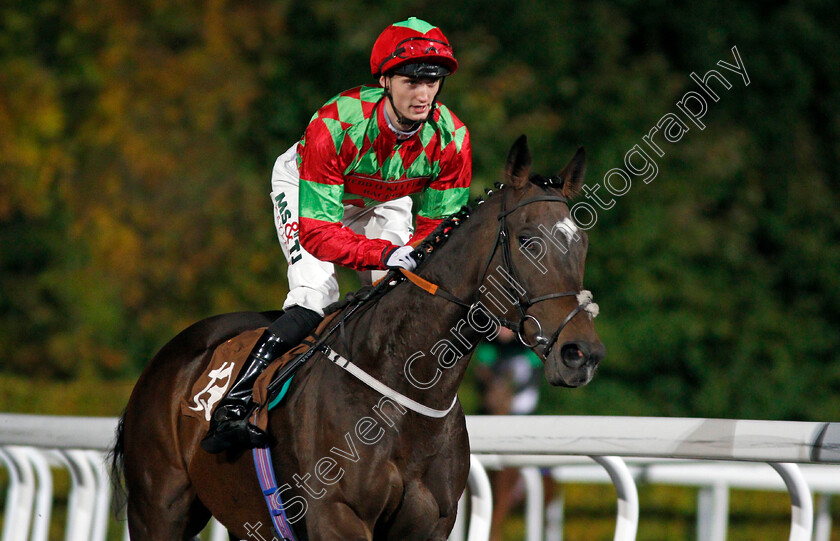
[289,375,468,536]
[334,442,461,535]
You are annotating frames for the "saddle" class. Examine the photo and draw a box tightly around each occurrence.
[180,312,340,430]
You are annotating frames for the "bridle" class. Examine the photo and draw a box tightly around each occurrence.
[404,184,598,358]
[479,186,598,355]
[263,184,598,413]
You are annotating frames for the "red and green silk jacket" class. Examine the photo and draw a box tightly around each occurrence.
[297,85,472,271]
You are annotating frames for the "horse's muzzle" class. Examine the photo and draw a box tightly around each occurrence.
[546,340,605,387]
[560,341,605,369]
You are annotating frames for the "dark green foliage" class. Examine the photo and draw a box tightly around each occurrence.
[1,0,838,421]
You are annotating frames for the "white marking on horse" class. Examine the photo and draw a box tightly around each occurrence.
[554,217,579,242]
[189,361,235,421]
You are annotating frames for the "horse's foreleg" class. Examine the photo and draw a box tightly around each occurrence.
[306,502,372,541]
[423,513,458,541]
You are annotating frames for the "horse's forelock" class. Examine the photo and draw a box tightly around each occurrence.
[527,173,566,193]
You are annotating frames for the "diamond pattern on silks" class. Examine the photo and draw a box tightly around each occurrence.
[453,125,467,153]
[419,122,436,149]
[406,151,432,179]
[380,151,406,180]
[295,84,472,270]
[336,96,364,126]
[300,85,466,191]
[320,117,346,156]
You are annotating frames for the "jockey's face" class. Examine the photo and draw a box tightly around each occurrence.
[381,74,441,129]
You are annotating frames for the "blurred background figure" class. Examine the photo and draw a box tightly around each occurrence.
[473,327,555,541]
[474,327,541,417]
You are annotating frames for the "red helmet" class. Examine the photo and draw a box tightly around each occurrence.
[370,17,458,78]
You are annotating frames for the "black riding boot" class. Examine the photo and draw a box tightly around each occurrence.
[200,305,322,454]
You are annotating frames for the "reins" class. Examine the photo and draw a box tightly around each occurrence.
[401,186,598,357]
[399,267,471,309]
[264,187,598,411]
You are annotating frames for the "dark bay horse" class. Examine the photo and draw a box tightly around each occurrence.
[111,136,605,540]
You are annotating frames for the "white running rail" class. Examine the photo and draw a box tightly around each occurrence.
[2,414,839,541]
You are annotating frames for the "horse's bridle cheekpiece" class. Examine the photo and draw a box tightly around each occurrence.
[488,187,599,355]
[264,185,599,421]
[403,185,599,358]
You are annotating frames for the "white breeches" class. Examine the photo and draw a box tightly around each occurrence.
[270,143,414,315]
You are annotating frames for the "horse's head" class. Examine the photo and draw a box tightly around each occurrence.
[482,135,605,387]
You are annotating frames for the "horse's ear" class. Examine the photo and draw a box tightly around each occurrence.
[505,135,532,191]
[556,146,586,198]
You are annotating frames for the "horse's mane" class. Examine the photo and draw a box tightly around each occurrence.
[322,206,473,314]
[324,175,562,314]
[412,176,551,264]
[411,204,473,268]
[409,174,566,279]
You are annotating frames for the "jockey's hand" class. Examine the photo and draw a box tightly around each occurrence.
[382,245,418,271]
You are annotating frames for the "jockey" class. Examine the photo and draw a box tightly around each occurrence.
[202,17,472,453]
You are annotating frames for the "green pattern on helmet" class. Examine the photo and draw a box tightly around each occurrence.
[300,180,344,222]
[392,17,437,34]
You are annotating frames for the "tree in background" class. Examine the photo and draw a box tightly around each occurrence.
[1,0,838,421]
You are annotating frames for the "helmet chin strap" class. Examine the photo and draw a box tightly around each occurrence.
[383,76,445,132]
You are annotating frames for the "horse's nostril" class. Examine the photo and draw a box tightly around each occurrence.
[560,343,587,368]
[590,342,606,364]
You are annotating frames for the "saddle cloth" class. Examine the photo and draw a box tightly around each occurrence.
[250,312,339,431]
[180,328,265,426]
[180,313,339,430]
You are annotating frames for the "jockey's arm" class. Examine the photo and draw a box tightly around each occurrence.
[297,115,472,270]
[297,121,397,271]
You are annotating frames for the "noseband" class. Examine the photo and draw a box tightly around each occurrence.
[478,189,598,355]
[403,187,598,358]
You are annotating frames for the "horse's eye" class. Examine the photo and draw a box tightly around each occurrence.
[518,234,543,257]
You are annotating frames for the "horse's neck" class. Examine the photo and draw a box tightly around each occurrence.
[340,198,503,408]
